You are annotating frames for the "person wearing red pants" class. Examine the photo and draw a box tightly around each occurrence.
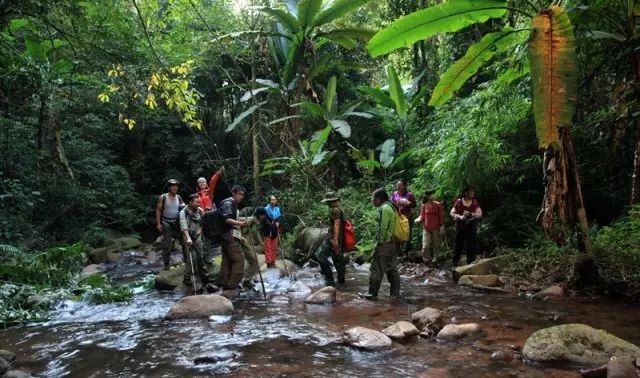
[263,195,282,267]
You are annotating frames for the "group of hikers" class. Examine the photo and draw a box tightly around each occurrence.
[154,166,483,299]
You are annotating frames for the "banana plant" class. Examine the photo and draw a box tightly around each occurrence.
[367,0,589,248]
[257,0,374,88]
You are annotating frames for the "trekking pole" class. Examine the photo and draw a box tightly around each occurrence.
[186,241,197,294]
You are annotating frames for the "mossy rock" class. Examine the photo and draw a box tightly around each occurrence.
[155,255,221,291]
[522,324,640,367]
[88,236,142,264]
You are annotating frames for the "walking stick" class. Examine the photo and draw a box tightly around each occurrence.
[186,241,197,294]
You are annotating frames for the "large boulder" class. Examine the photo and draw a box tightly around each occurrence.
[5,370,33,378]
[88,236,142,264]
[522,324,640,367]
[295,228,328,254]
[453,257,503,281]
[458,274,502,287]
[165,294,234,319]
[381,321,420,341]
[343,327,393,351]
[437,323,482,341]
[411,307,444,332]
[534,285,565,299]
[154,259,220,291]
[304,286,336,305]
[607,357,638,378]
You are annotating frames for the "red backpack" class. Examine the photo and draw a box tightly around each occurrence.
[341,216,356,252]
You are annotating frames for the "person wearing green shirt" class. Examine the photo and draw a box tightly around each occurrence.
[359,188,400,300]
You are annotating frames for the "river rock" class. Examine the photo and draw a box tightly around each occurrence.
[295,228,328,254]
[5,370,33,378]
[437,323,482,340]
[166,294,234,319]
[0,358,8,376]
[81,264,104,275]
[0,350,15,363]
[304,286,336,305]
[89,237,142,264]
[194,352,236,364]
[417,368,452,378]
[522,324,640,367]
[154,262,220,291]
[343,327,393,351]
[411,307,443,332]
[381,321,420,341]
[535,285,565,299]
[458,274,502,287]
[491,350,515,362]
[453,257,502,281]
[607,356,638,378]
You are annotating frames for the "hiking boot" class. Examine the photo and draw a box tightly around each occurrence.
[358,292,377,301]
[204,283,220,294]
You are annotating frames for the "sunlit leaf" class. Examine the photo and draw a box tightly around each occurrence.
[256,6,300,33]
[324,76,338,116]
[368,0,507,57]
[357,85,395,109]
[379,138,396,168]
[226,101,267,132]
[314,0,372,27]
[429,29,523,107]
[387,65,407,117]
[528,6,578,148]
[329,119,351,138]
[297,0,323,29]
[240,87,271,102]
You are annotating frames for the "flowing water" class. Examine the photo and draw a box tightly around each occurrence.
[2,256,640,377]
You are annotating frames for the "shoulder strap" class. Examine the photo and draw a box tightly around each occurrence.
[161,193,167,212]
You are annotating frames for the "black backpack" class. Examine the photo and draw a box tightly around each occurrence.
[202,209,224,239]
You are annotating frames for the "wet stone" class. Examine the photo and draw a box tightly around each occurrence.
[580,364,607,378]
[0,350,16,363]
[411,307,443,332]
[194,352,236,364]
[381,321,420,341]
[437,323,482,341]
[304,286,336,305]
[0,358,8,376]
[343,327,393,351]
[606,356,638,378]
[5,370,33,378]
[491,350,515,362]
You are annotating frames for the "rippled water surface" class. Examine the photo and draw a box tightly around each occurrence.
[2,259,640,377]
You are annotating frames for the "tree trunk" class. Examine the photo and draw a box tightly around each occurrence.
[629,52,640,204]
[538,127,590,251]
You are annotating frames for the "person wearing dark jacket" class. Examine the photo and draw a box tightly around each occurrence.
[450,185,482,266]
[264,195,282,267]
[219,186,248,291]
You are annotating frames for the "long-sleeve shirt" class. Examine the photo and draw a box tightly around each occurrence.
[420,201,445,231]
[180,205,203,238]
[377,202,396,244]
[197,170,223,210]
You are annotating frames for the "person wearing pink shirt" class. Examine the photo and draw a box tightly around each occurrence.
[450,185,482,266]
[391,179,417,256]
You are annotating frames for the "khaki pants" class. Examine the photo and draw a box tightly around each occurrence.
[161,219,180,265]
[183,236,210,285]
[421,229,441,262]
[368,241,400,297]
[221,235,245,290]
[240,237,259,283]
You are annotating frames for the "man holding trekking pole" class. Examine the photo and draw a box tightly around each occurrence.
[180,194,212,292]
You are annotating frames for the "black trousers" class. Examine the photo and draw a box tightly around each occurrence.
[453,222,477,266]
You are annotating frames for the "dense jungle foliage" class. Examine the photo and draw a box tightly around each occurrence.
[2,0,640,320]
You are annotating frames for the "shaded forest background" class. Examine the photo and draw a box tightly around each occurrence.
[1,0,640,294]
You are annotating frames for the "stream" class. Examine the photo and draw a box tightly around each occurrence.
[2,252,640,377]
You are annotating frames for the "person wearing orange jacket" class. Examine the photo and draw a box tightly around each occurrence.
[196,166,225,211]
[196,166,224,268]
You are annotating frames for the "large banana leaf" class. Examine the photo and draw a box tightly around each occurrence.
[317,28,375,41]
[357,85,395,109]
[387,66,407,118]
[429,29,523,107]
[282,33,304,86]
[379,139,396,168]
[314,0,372,27]
[528,6,578,148]
[298,0,323,30]
[368,0,507,57]
[257,7,300,33]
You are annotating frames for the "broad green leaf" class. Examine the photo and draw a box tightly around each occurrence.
[256,6,300,33]
[314,0,371,27]
[367,0,508,57]
[311,125,332,154]
[379,139,396,168]
[389,150,412,169]
[586,30,625,42]
[357,85,395,109]
[312,151,329,165]
[226,101,267,132]
[387,66,407,117]
[269,115,302,125]
[341,111,374,119]
[324,76,338,116]
[429,29,523,107]
[24,36,45,59]
[329,119,351,138]
[298,0,323,29]
[493,62,530,88]
[282,34,304,86]
[298,101,325,117]
[357,159,382,169]
[528,6,578,148]
[323,36,357,49]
